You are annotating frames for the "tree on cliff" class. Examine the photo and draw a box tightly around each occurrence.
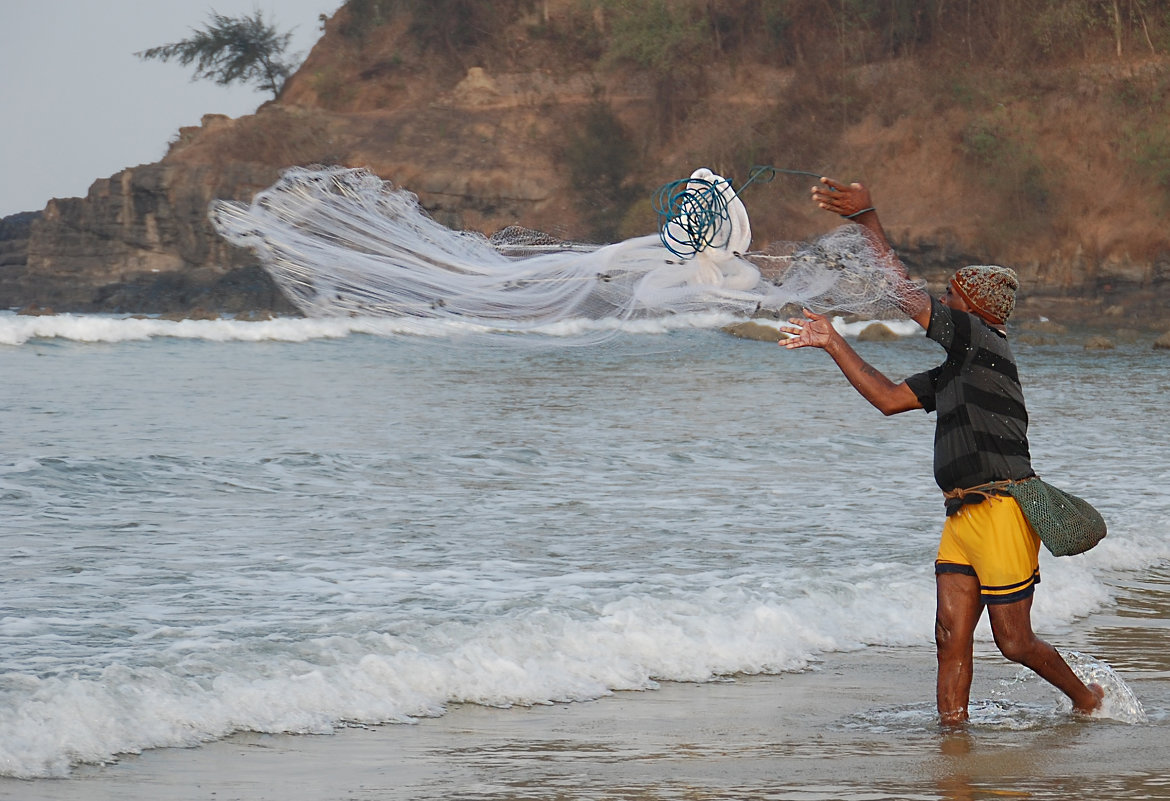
[135,11,296,100]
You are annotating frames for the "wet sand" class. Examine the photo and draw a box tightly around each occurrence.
[6,638,1167,801]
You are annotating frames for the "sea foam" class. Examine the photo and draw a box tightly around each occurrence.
[0,574,935,778]
[0,311,916,347]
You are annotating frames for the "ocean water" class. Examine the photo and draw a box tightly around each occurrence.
[1,312,1168,780]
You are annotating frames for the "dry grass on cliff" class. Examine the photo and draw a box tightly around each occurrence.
[169,107,346,170]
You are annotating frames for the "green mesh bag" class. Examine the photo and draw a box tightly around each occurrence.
[1006,478,1107,557]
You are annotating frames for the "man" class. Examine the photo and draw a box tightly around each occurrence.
[781,177,1103,725]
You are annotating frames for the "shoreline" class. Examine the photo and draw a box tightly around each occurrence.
[8,303,1170,335]
[7,643,1165,801]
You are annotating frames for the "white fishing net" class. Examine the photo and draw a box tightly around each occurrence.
[748,227,929,321]
[209,165,924,341]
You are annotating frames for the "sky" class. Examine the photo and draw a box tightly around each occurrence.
[0,1,343,218]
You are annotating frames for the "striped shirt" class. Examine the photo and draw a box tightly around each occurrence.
[904,297,1033,508]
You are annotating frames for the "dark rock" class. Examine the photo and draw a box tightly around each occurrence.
[0,211,39,265]
[161,307,220,321]
[0,210,42,308]
[92,264,299,315]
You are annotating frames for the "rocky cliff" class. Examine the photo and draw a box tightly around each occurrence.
[6,2,1169,325]
[11,157,298,314]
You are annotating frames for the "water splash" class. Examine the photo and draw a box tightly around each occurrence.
[1060,649,1148,723]
[992,649,1147,724]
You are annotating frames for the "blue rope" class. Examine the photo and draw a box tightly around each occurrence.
[653,176,731,259]
[654,165,825,259]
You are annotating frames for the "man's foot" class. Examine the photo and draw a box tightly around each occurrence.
[1074,683,1105,715]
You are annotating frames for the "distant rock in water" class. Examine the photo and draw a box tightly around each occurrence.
[1084,336,1115,350]
[723,321,784,342]
[857,322,899,342]
[1154,331,1170,350]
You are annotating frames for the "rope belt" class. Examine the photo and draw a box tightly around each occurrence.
[940,477,1038,516]
[941,478,1025,502]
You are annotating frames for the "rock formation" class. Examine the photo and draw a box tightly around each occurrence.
[14,160,298,313]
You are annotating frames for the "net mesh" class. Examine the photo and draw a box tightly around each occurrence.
[210,165,926,342]
[748,227,927,320]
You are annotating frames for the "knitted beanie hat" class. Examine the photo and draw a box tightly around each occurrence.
[949,265,1018,325]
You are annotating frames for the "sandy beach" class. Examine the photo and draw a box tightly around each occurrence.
[7,634,1166,801]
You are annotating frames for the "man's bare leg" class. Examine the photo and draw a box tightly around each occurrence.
[986,596,1104,714]
[935,571,984,725]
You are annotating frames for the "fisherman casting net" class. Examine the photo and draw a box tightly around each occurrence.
[210,165,925,341]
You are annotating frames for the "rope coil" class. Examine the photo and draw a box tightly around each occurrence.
[654,166,825,259]
[653,176,734,258]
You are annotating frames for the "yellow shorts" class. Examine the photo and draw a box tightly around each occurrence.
[935,494,1040,605]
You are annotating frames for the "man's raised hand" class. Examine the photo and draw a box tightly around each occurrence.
[811,177,874,219]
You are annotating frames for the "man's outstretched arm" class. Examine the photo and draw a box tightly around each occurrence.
[781,309,921,416]
[811,178,931,329]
